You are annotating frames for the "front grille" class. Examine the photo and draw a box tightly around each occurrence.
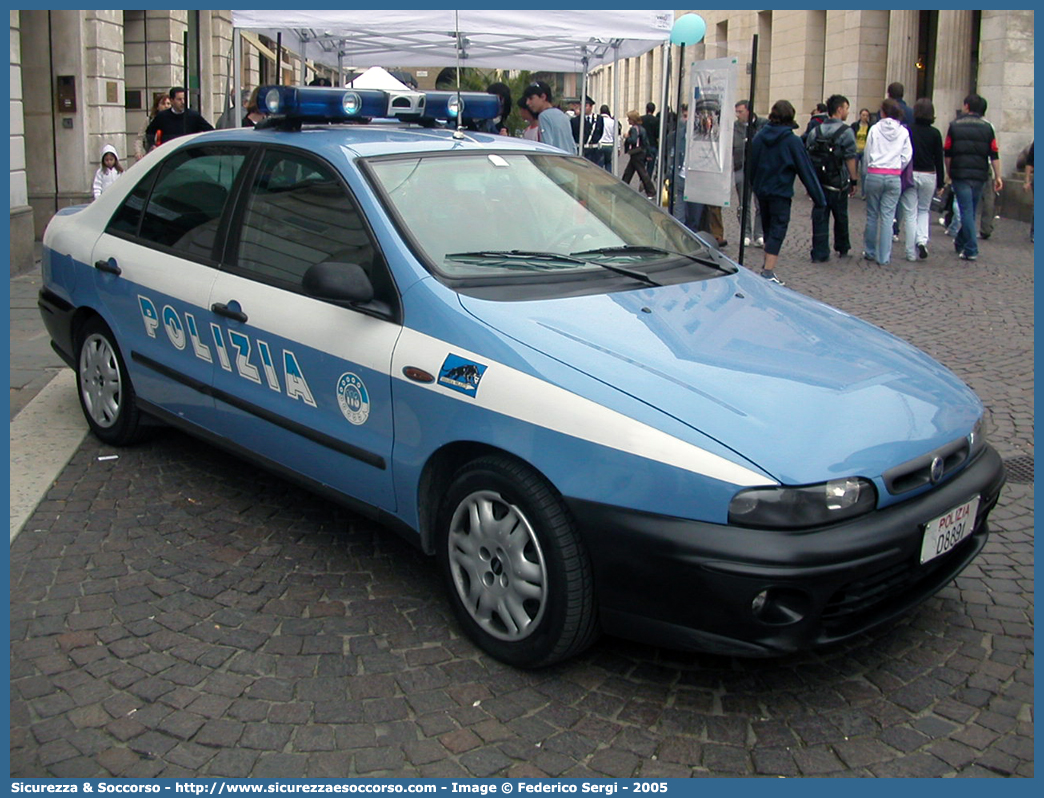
[883,437,970,495]
[821,536,973,624]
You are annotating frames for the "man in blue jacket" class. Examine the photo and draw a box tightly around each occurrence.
[749,99,828,284]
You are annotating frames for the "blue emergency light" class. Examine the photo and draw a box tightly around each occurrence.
[257,85,501,128]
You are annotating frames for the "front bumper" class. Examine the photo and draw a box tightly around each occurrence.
[567,445,1006,656]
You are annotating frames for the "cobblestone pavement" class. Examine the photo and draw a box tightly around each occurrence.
[10,195,1033,778]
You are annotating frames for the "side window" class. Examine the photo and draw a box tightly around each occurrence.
[106,168,157,237]
[236,150,378,289]
[135,146,247,258]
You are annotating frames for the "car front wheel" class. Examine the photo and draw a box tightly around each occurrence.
[76,317,145,446]
[437,455,598,667]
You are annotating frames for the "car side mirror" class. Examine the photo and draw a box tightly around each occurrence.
[302,261,375,305]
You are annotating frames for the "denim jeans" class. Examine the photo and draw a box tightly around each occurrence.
[901,172,937,258]
[811,188,850,260]
[733,168,763,239]
[863,172,901,264]
[952,179,984,258]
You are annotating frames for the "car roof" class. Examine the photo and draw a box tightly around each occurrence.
[192,124,568,160]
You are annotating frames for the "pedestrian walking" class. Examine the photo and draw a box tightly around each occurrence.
[944,93,1003,261]
[92,144,123,199]
[749,99,827,284]
[806,94,859,262]
[622,110,656,197]
[862,98,912,265]
[597,105,617,172]
[523,81,574,154]
[734,99,766,247]
[133,92,171,161]
[145,86,214,147]
[851,108,873,198]
[900,98,946,261]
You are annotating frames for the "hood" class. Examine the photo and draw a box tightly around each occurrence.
[757,123,793,147]
[458,271,981,486]
[100,144,118,160]
[873,118,905,142]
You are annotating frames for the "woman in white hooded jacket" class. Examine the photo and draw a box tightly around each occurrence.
[862,98,912,265]
[92,144,123,200]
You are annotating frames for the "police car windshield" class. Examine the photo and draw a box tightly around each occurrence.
[367,152,715,283]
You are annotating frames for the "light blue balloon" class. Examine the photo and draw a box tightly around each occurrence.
[670,13,706,46]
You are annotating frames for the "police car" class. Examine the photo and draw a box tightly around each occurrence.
[39,86,1005,667]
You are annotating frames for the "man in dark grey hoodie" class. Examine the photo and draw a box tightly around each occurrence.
[749,99,827,284]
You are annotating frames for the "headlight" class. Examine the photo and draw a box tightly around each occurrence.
[728,477,877,529]
[969,413,990,457]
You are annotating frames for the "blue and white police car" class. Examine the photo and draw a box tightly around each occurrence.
[39,86,1005,667]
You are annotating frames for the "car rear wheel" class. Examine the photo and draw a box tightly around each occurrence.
[76,317,145,446]
[437,455,598,667]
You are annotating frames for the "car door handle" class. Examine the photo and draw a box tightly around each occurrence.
[211,302,248,323]
[94,259,121,275]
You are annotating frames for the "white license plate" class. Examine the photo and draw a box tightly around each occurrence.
[920,496,981,564]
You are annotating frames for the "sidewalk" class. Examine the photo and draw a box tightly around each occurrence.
[9,245,89,541]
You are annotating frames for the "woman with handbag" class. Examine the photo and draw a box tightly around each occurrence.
[862,98,912,265]
[901,98,946,260]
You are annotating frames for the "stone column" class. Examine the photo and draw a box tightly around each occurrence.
[10,11,34,273]
[932,10,973,131]
[886,10,918,102]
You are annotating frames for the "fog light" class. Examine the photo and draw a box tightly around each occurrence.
[750,587,811,626]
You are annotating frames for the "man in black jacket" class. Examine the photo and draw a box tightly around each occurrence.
[945,94,1003,261]
[146,86,214,147]
[571,97,604,166]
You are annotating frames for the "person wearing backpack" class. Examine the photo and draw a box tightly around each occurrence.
[806,94,859,262]
[622,110,657,197]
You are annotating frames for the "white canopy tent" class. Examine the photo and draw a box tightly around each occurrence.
[230,10,674,176]
[345,66,411,91]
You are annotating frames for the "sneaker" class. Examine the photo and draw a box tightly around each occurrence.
[958,252,977,261]
[917,243,928,260]
[811,256,829,263]
[861,251,874,261]
[892,234,900,242]
[717,239,728,248]
[760,270,785,285]
[836,250,850,259]
[744,236,752,247]
[753,236,764,248]
[938,217,947,226]
[979,232,991,240]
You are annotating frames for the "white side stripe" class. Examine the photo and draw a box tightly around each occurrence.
[392,329,772,486]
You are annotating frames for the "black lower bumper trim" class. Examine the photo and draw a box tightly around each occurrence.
[566,445,1005,655]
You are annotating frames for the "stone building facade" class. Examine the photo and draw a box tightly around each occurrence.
[587,9,1033,219]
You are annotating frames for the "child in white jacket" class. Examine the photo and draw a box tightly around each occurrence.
[92,144,123,199]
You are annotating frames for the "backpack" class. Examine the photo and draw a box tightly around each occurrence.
[806,124,849,191]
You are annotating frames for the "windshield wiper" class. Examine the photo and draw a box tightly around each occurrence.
[571,244,733,274]
[445,250,587,268]
[445,249,661,286]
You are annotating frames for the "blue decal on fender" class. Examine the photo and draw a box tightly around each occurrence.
[336,372,370,425]
[438,355,487,397]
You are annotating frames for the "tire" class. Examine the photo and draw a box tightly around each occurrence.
[76,317,146,446]
[437,455,598,667]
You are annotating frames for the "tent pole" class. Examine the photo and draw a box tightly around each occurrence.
[232,28,242,127]
[276,33,282,85]
[738,34,759,267]
[612,41,620,176]
[579,53,589,157]
[669,43,686,216]
[655,41,670,198]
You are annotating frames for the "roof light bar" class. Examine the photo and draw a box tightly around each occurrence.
[255,85,501,128]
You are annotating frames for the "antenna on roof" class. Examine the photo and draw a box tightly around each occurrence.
[453,10,465,140]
